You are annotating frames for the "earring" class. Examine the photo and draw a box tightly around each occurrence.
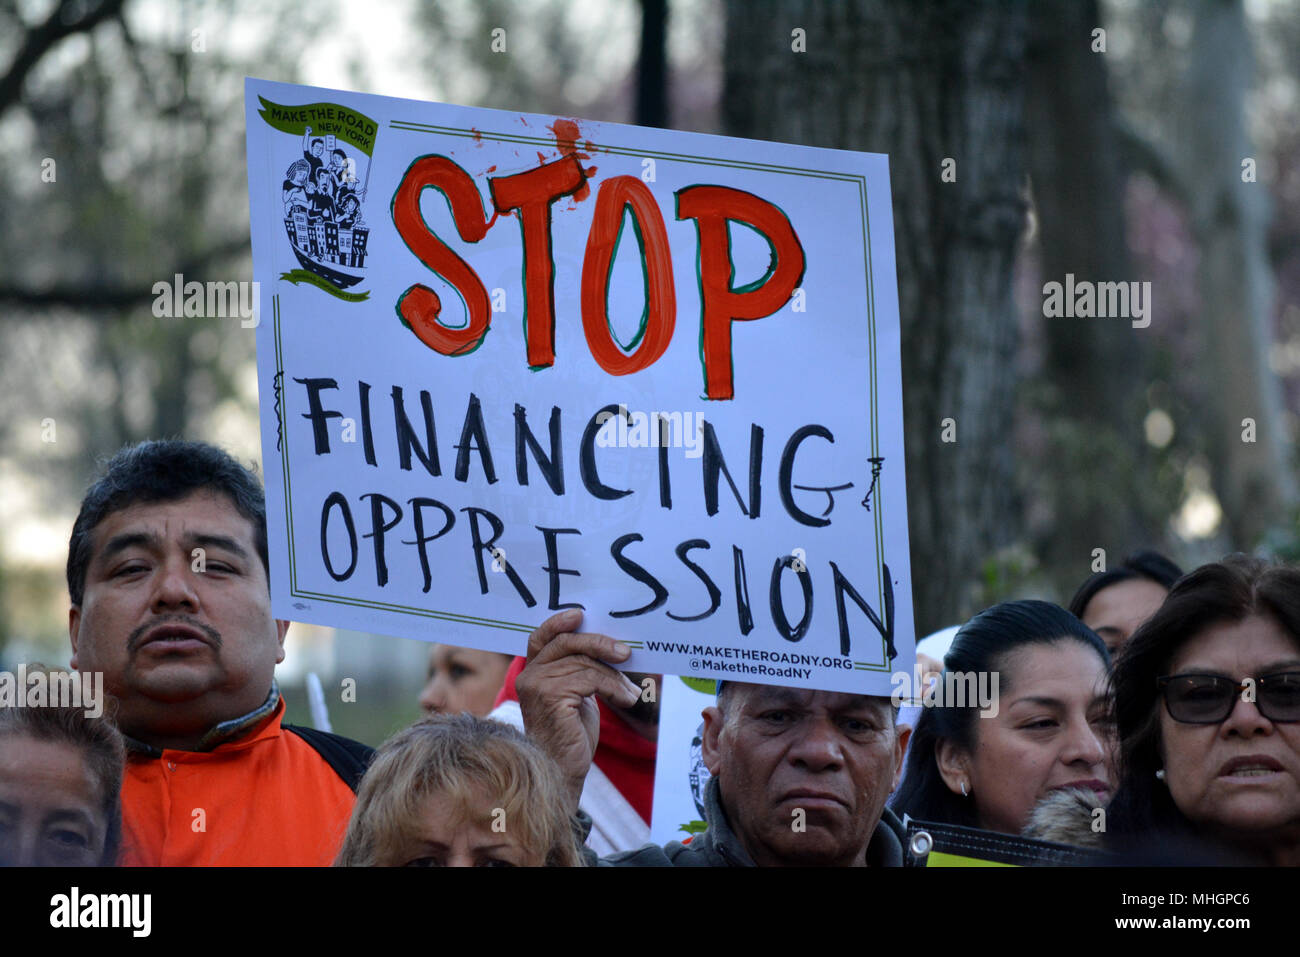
[960,781,968,797]
[1155,769,1166,781]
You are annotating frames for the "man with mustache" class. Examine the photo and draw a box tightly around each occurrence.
[66,440,372,865]
[516,610,909,866]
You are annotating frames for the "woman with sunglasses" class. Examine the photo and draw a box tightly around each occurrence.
[1108,555,1300,865]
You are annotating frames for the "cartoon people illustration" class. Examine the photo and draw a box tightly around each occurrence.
[331,150,368,211]
[336,193,363,229]
[328,148,350,190]
[302,126,326,180]
[306,167,336,222]
[281,120,372,276]
[282,159,311,215]
[337,178,366,209]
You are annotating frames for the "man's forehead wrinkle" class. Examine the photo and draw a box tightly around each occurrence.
[95,498,251,550]
[97,506,181,540]
[746,686,812,709]
[745,686,880,714]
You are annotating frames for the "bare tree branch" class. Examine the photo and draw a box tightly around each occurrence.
[0,237,251,312]
[0,0,128,117]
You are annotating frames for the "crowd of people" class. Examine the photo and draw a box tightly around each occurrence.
[281,127,366,226]
[1,438,1298,867]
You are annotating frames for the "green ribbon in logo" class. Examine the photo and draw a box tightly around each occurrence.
[279,270,370,302]
[258,96,379,157]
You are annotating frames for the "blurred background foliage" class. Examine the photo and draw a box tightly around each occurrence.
[1,0,1297,745]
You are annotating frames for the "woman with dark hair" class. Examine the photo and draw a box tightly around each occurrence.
[891,600,1114,834]
[1107,555,1300,865]
[1068,549,1183,654]
[0,699,125,866]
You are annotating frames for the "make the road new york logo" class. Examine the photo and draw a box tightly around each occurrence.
[258,96,378,303]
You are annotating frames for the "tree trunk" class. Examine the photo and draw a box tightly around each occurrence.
[1024,0,1162,590]
[1179,0,1297,546]
[724,0,1028,634]
[636,0,669,128]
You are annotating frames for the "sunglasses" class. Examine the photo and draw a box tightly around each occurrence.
[1157,672,1300,724]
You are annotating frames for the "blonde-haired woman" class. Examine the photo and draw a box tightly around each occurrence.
[335,712,583,867]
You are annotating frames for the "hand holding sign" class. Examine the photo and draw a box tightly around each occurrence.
[515,608,641,811]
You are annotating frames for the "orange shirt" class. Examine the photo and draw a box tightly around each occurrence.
[120,699,356,866]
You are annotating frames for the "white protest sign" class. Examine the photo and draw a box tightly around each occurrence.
[649,676,717,844]
[246,79,913,694]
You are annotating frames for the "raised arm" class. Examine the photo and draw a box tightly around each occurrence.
[514,608,641,813]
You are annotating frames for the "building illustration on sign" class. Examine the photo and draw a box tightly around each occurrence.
[279,124,372,289]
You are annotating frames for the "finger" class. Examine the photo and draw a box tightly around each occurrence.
[525,608,585,661]
[554,655,640,709]
[521,653,640,709]
[530,630,632,670]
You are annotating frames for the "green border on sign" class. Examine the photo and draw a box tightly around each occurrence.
[272,119,897,666]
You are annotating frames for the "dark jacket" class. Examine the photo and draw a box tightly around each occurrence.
[588,775,906,866]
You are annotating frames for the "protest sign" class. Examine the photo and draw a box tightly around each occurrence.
[246,78,914,694]
[649,676,717,843]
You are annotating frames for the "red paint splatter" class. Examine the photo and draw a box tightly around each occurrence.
[471,127,483,144]
[547,119,594,160]
[550,119,580,154]
[485,165,497,173]
[579,164,601,203]
[511,119,601,209]
[568,164,598,205]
